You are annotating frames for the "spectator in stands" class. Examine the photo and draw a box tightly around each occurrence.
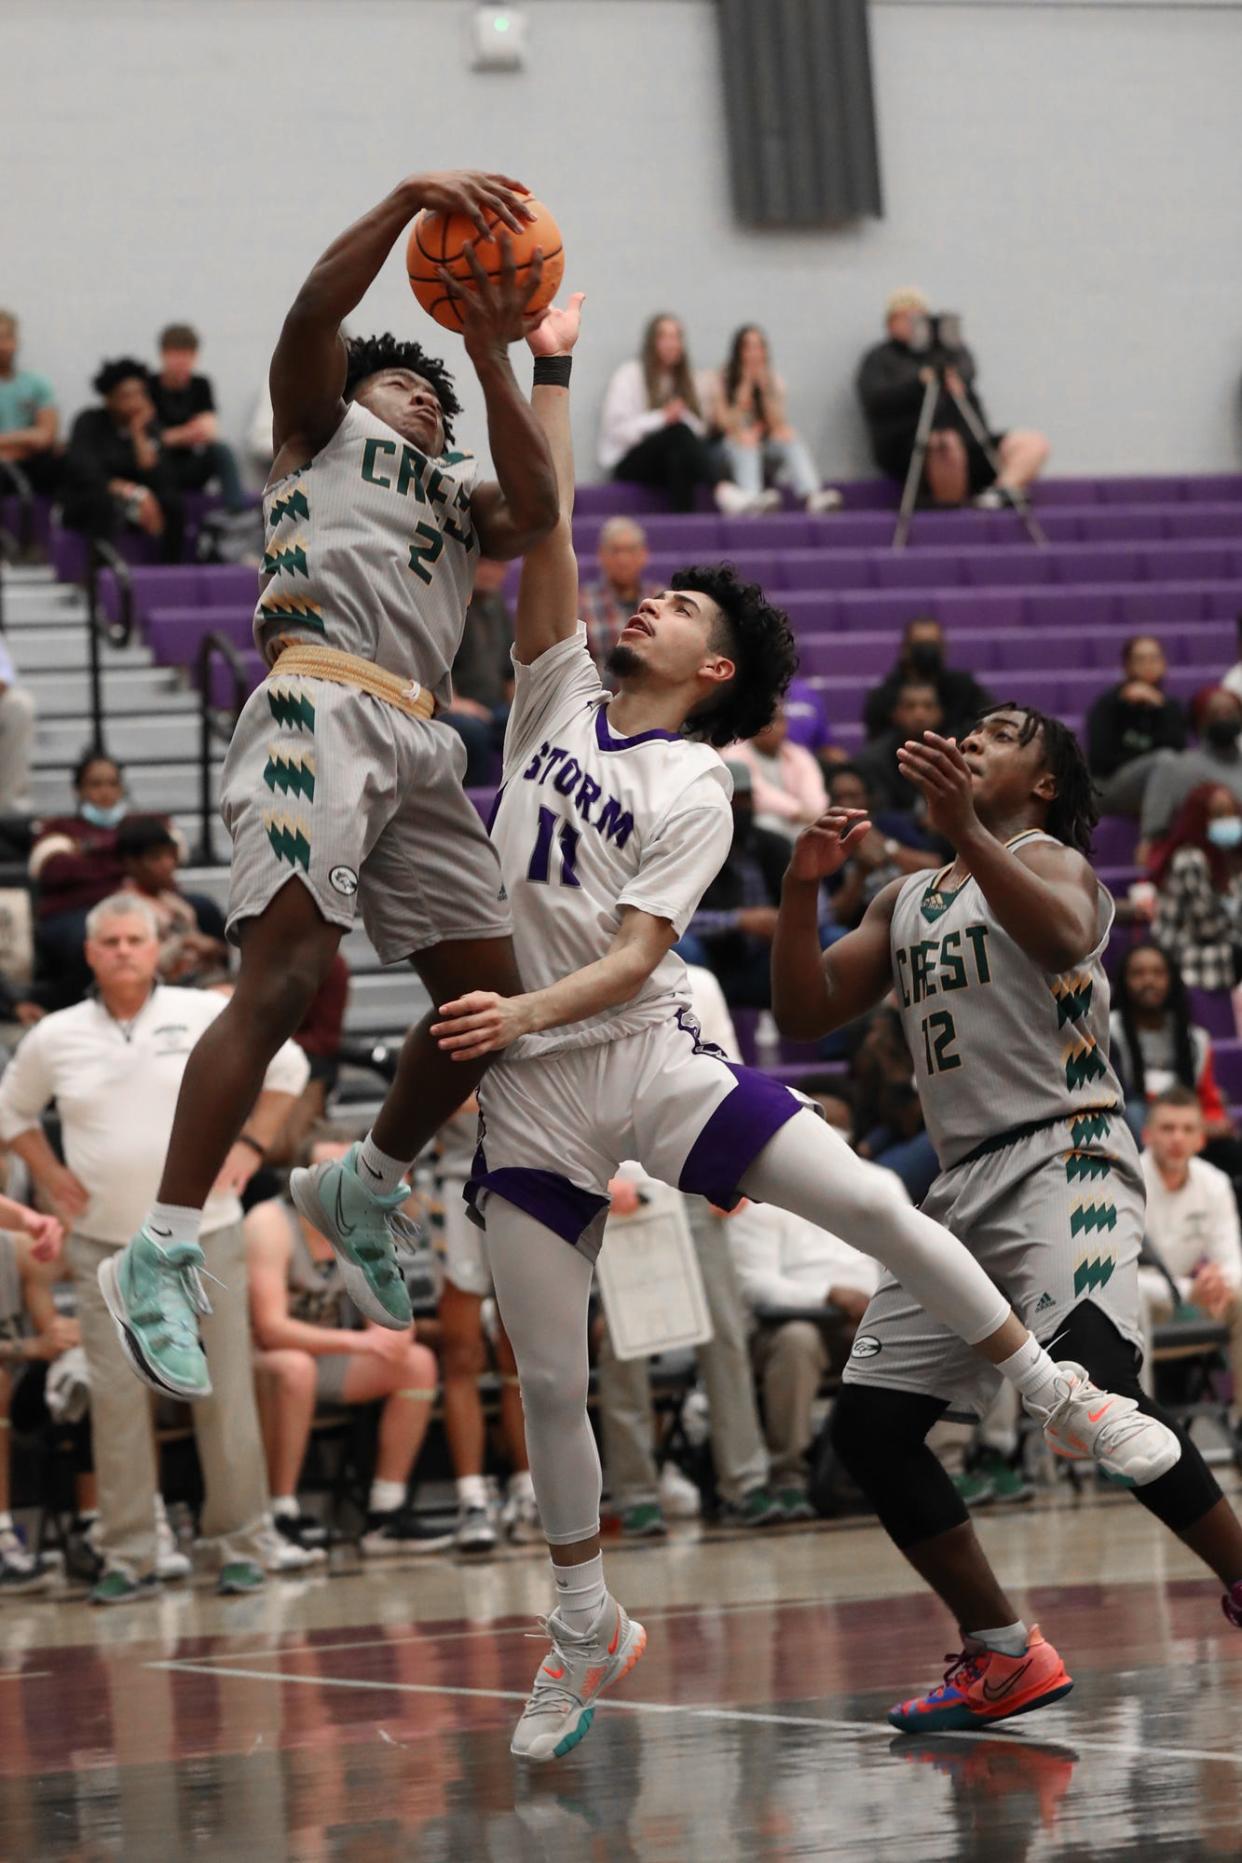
[62,358,186,562]
[0,310,61,496]
[1088,634,1187,817]
[0,632,36,816]
[579,518,660,674]
[1150,784,1242,990]
[676,761,788,1009]
[117,816,228,984]
[728,705,828,843]
[851,1003,939,1202]
[0,892,308,1602]
[149,324,245,510]
[822,764,937,931]
[1111,939,1242,1178]
[862,617,993,745]
[246,1129,447,1556]
[272,953,351,1166]
[706,325,840,514]
[434,1099,538,1552]
[0,1196,71,1592]
[854,677,946,818]
[728,1199,879,1515]
[784,675,844,773]
[855,288,1050,507]
[1140,1087,1242,1433]
[598,314,766,515]
[1141,687,1242,842]
[442,558,514,786]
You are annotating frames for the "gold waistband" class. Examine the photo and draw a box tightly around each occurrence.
[266,644,436,721]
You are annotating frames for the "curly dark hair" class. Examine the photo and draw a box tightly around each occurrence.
[93,357,149,397]
[1114,939,1198,1103]
[669,564,799,749]
[343,333,461,444]
[973,703,1099,855]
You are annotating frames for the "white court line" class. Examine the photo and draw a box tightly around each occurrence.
[0,1670,50,1682]
[150,1658,1242,1768]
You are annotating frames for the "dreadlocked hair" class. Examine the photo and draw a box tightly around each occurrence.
[93,357,149,397]
[343,333,461,445]
[976,703,1098,855]
[1114,939,1198,1104]
[671,564,799,749]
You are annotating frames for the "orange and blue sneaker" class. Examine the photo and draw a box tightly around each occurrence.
[888,1626,1072,1734]
[511,1597,647,1762]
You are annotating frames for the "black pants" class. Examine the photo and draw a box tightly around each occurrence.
[613,422,725,513]
[61,478,186,564]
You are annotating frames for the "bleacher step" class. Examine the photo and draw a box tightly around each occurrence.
[31,761,223,815]
[23,667,192,716]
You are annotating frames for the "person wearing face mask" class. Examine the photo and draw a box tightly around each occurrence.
[1149,785,1242,991]
[1141,688,1242,844]
[26,754,180,1010]
[862,617,994,746]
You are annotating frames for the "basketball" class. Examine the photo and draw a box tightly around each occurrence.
[406,197,564,332]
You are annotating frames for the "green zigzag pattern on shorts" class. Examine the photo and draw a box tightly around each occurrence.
[266,820,311,872]
[267,688,316,733]
[1065,1152,1113,1184]
[1070,1111,1112,1147]
[1070,1202,1118,1238]
[263,753,315,803]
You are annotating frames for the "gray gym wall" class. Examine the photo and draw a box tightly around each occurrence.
[5,0,1241,480]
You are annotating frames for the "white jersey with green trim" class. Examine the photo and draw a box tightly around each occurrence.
[889,829,1123,1169]
[253,400,479,703]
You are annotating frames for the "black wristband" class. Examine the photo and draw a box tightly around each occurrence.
[533,356,572,387]
[236,1133,267,1160]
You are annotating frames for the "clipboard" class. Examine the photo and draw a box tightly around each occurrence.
[595,1181,714,1361]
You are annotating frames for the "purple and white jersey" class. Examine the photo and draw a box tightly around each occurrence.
[491,625,733,1059]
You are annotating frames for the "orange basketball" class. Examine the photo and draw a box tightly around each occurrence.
[406,197,564,333]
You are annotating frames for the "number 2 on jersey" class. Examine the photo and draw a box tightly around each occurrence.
[528,806,582,888]
[921,1009,961,1074]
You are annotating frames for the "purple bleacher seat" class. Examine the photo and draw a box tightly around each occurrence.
[1185,476,1242,503]
[872,552,967,591]
[1097,476,1192,505]
[962,547,1054,588]
[780,592,840,632]
[1022,589,1118,630]
[1030,480,1103,507]
[836,481,897,511]
[1188,989,1237,1041]
[1050,546,1143,586]
[722,515,817,552]
[572,483,668,518]
[1143,543,1239,582]
[644,548,781,589]
[1202,585,1242,619]
[832,591,934,633]
[146,607,254,667]
[0,494,53,552]
[579,515,721,556]
[992,628,1092,671]
[206,652,264,709]
[465,785,498,824]
[800,636,893,679]
[1093,816,1139,866]
[1170,509,1242,541]
[779,550,875,593]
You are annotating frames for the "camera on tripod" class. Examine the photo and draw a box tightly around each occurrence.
[909,311,964,371]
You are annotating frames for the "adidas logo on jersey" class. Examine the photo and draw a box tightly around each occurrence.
[1034,1291,1057,1315]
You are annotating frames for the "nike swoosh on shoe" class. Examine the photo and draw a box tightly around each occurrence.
[981,1658,1033,1702]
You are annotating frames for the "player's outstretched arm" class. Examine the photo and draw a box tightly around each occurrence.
[436,238,560,559]
[773,814,899,1039]
[269,170,533,476]
[512,292,586,662]
[431,908,677,1061]
[897,732,1098,970]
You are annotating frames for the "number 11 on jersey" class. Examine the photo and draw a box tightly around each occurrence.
[528,806,582,888]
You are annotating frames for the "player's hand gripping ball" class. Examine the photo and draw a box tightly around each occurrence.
[408,197,564,333]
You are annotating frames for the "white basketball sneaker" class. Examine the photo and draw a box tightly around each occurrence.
[1030,1361,1182,1486]
[511,1598,647,1762]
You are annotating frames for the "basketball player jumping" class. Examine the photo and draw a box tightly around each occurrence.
[101,171,560,1399]
[417,298,1180,1762]
[772,709,1242,1731]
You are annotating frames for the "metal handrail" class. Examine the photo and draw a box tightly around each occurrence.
[195,629,250,863]
[83,540,135,753]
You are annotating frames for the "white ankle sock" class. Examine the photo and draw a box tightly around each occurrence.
[0,1512,13,1534]
[356,1134,410,1198]
[457,1474,489,1510]
[997,1335,1064,1415]
[147,1202,202,1248]
[552,1551,607,1637]
[369,1479,406,1515]
[508,1469,536,1502]
[272,1495,299,1520]
[967,1620,1029,1658]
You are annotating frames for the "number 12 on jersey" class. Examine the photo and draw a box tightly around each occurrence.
[921,1009,961,1074]
[527,806,582,888]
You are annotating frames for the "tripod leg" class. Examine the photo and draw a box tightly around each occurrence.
[892,374,941,551]
[948,387,1048,547]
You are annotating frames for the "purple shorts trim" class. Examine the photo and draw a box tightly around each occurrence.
[465,1165,611,1261]
[678,1064,802,1210]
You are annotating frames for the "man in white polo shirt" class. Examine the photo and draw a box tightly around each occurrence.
[1141,1085,1242,1429]
[0,891,309,1601]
